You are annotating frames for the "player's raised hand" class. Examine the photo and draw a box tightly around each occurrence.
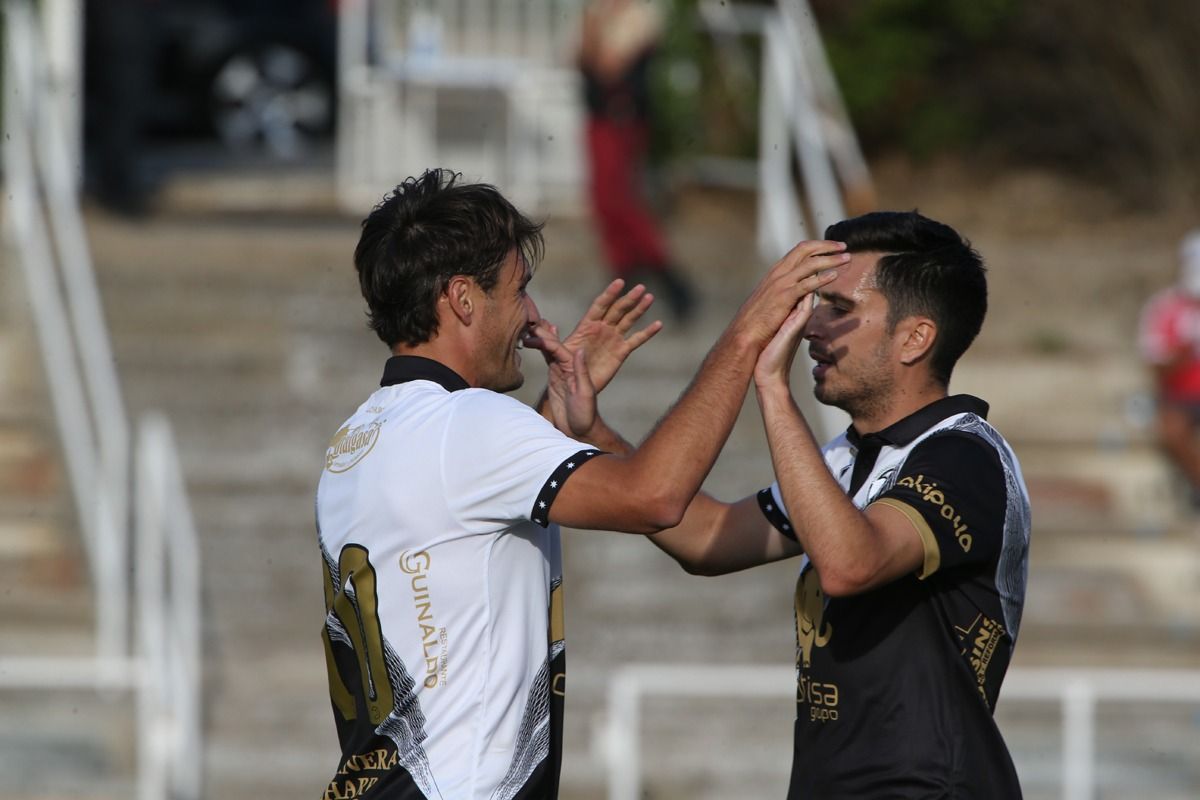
[530,320,598,438]
[556,279,663,393]
[755,292,818,387]
[730,240,847,350]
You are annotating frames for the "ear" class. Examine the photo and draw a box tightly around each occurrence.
[896,317,937,366]
[444,275,476,325]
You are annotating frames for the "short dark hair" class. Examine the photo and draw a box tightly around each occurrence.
[354,169,545,347]
[824,211,986,385]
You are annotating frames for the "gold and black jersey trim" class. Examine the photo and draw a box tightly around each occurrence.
[871,497,940,578]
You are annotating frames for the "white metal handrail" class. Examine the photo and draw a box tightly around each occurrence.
[136,414,203,800]
[2,0,129,663]
[0,2,203,798]
[601,663,1200,800]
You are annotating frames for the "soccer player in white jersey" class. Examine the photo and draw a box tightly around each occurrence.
[315,168,845,799]
[577,211,1031,798]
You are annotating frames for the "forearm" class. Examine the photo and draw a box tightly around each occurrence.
[755,379,878,589]
[649,492,804,576]
[578,414,633,456]
[645,493,729,574]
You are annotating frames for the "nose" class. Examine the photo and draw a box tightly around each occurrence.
[524,294,540,325]
[804,303,828,341]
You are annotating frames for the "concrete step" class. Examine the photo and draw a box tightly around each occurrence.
[0,692,136,800]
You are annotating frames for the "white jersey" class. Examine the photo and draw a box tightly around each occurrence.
[316,356,600,800]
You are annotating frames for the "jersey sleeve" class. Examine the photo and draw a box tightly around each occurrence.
[756,484,797,540]
[442,390,603,529]
[871,432,1007,579]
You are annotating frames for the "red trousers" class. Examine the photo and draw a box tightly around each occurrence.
[586,117,670,277]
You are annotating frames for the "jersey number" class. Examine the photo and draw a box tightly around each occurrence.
[323,544,396,725]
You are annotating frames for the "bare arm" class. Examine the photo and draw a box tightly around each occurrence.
[647,492,804,575]
[752,299,924,596]
[548,240,849,534]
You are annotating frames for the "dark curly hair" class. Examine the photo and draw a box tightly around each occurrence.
[354,169,545,347]
[824,211,987,386]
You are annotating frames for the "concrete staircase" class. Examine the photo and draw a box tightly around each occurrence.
[3,170,1199,798]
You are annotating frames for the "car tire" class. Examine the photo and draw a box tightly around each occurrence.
[209,41,334,159]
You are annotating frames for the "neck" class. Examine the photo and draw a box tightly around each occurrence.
[392,339,479,387]
[850,381,947,436]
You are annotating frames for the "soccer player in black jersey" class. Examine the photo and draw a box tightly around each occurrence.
[572,211,1032,798]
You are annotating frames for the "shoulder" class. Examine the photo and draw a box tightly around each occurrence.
[446,388,588,449]
[449,387,551,425]
[906,428,1004,481]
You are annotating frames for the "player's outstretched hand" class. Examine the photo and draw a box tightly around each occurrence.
[557,279,663,393]
[730,240,846,350]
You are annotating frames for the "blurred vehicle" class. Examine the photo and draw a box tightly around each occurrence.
[86,0,338,159]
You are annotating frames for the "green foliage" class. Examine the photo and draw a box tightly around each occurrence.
[648,0,710,164]
[816,0,1019,157]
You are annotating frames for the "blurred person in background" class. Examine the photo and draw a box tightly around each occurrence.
[315,168,842,798]
[577,0,696,321]
[550,211,1031,798]
[1138,230,1200,507]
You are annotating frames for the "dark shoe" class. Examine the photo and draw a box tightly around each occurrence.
[625,264,696,324]
[658,266,696,323]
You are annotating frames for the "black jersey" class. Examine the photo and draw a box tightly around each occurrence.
[758,396,1032,798]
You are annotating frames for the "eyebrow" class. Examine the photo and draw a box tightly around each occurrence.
[817,289,855,307]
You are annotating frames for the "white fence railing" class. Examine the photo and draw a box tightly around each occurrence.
[601,663,1200,800]
[0,2,203,798]
[336,0,586,213]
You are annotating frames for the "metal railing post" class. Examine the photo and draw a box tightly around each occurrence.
[1062,679,1095,800]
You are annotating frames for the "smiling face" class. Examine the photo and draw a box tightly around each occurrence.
[804,251,900,424]
[476,249,540,393]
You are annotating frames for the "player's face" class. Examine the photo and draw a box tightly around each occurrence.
[803,252,898,421]
[478,250,539,393]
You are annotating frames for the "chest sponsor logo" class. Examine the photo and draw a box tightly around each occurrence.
[897,473,972,552]
[795,568,841,723]
[325,421,382,473]
[400,550,448,689]
[795,569,831,668]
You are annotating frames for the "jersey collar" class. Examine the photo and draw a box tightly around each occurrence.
[845,394,989,449]
[380,356,470,392]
